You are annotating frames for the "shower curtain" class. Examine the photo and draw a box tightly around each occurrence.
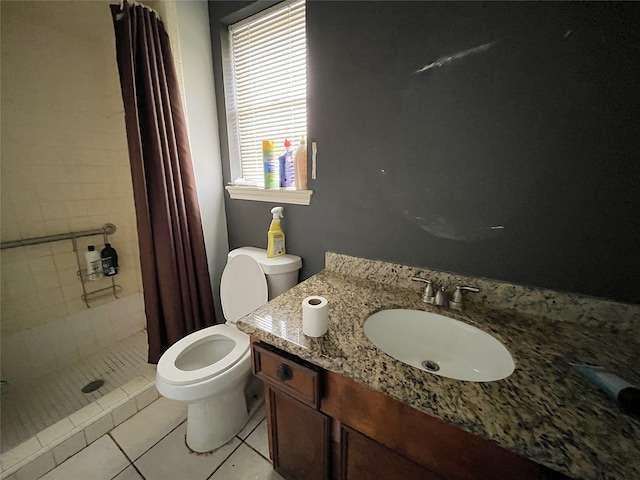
[110,1,216,363]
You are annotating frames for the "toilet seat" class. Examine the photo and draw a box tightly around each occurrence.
[158,254,268,389]
[157,324,249,386]
[220,254,268,323]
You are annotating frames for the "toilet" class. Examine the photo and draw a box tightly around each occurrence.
[156,247,302,453]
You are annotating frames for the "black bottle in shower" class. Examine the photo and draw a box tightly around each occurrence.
[101,243,119,276]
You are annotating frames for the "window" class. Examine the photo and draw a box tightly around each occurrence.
[225,0,307,190]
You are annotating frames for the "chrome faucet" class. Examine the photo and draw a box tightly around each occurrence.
[434,287,448,307]
[411,277,435,304]
[449,286,480,311]
[411,277,479,311]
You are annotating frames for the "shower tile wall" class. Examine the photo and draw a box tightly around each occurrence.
[0,1,144,382]
[1,293,146,386]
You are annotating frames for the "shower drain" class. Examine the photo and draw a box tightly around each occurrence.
[81,379,105,393]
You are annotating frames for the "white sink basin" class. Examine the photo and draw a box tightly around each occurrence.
[364,309,514,382]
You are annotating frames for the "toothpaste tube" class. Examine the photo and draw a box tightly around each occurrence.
[570,363,640,416]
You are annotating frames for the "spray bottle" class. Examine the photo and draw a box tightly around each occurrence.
[267,206,286,258]
[263,140,279,189]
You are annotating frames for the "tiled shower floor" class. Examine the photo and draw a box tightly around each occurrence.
[1,330,155,453]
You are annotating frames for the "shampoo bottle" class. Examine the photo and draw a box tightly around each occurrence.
[85,245,102,281]
[267,206,286,258]
[101,243,119,276]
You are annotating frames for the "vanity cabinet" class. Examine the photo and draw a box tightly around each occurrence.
[251,341,567,480]
[252,342,331,480]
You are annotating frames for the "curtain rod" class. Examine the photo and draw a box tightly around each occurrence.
[0,224,117,250]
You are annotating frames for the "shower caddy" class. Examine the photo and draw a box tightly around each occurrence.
[0,223,122,307]
[73,223,122,307]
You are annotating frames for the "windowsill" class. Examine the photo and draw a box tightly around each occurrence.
[225,185,313,205]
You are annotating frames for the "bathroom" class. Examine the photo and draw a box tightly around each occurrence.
[2,0,639,478]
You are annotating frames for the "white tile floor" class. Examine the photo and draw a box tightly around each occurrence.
[21,397,284,480]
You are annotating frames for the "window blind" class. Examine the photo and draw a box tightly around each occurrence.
[227,0,307,187]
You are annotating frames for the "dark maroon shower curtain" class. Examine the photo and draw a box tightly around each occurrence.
[110,2,216,363]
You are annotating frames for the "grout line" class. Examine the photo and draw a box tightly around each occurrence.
[205,439,244,480]
[129,461,147,480]
[242,439,272,464]
[239,417,264,441]
[109,431,137,467]
[112,415,187,464]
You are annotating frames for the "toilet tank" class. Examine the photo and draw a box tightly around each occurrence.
[228,247,302,299]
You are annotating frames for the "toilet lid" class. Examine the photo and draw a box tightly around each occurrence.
[220,254,268,323]
[157,324,249,386]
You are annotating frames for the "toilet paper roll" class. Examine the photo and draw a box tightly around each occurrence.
[302,296,329,337]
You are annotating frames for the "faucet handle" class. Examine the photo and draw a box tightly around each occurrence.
[449,286,480,311]
[434,287,448,307]
[411,277,435,304]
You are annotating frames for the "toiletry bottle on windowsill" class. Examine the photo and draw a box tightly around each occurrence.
[263,140,279,189]
[278,139,295,188]
[293,136,307,190]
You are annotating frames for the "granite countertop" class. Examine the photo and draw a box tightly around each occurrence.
[237,264,640,480]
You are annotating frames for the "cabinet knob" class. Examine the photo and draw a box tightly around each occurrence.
[277,363,293,382]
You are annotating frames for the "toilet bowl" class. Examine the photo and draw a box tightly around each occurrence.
[156,247,301,453]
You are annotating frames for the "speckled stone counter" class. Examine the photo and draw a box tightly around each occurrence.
[236,253,640,480]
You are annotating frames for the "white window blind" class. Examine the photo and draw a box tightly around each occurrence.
[227,0,307,187]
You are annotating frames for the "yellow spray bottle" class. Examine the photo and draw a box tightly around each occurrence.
[267,206,286,258]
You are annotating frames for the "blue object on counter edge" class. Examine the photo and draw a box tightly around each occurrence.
[570,363,640,416]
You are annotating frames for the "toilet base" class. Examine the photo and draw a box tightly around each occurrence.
[185,380,249,453]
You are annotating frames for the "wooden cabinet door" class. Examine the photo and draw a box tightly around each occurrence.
[340,425,445,480]
[268,385,331,480]
[322,370,544,480]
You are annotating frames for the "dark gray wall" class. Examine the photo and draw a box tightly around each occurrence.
[210,1,640,304]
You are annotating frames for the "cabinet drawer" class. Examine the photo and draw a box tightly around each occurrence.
[252,342,321,408]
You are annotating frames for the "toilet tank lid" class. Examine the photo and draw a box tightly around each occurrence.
[228,247,302,275]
